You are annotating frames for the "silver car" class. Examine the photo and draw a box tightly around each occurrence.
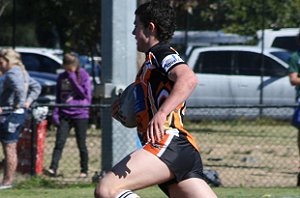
[186,46,295,118]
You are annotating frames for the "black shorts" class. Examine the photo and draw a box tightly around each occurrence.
[143,131,204,195]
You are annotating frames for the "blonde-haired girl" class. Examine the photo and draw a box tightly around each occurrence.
[0,48,41,189]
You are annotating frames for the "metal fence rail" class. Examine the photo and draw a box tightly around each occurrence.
[0,104,298,187]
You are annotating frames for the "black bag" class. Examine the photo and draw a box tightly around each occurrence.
[202,168,222,187]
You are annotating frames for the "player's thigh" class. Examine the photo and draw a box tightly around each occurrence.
[98,149,174,191]
[168,178,217,198]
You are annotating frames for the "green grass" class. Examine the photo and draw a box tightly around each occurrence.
[1,185,300,198]
[0,178,299,198]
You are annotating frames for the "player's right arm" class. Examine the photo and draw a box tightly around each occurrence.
[147,63,198,143]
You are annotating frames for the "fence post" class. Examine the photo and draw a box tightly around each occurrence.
[100,0,137,172]
[30,113,37,176]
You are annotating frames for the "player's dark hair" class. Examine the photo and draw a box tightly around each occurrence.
[135,0,176,43]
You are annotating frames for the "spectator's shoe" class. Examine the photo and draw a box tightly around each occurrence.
[45,169,57,177]
[297,172,300,187]
[0,184,12,190]
[78,172,88,179]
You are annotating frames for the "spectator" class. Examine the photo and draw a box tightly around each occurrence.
[0,48,41,189]
[288,30,300,187]
[47,52,92,178]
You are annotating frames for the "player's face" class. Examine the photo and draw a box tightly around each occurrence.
[132,16,150,53]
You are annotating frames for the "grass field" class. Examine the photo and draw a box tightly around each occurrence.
[0,114,299,188]
[0,184,300,198]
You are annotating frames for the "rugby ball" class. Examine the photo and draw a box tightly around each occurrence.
[117,83,137,128]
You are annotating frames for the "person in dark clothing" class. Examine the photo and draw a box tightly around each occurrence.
[288,30,300,187]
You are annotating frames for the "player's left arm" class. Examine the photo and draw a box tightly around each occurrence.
[147,63,198,143]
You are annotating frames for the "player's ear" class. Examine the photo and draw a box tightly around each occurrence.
[148,22,156,33]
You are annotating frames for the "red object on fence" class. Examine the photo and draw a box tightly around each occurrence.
[17,119,48,175]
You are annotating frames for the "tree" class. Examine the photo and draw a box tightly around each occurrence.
[0,0,10,17]
[1,0,300,53]
[0,0,101,55]
[175,0,300,35]
[33,0,101,55]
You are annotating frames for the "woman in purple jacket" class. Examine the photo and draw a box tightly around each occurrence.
[47,52,92,178]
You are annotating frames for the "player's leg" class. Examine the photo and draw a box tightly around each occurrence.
[94,149,174,198]
[168,178,217,198]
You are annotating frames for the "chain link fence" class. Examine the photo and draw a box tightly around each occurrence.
[0,104,299,187]
[185,105,298,187]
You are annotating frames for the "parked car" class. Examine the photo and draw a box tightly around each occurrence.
[11,47,63,104]
[186,46,295,118]
[257,28,299,52]
[15,47,63,74]
[171,30,253,57]
[27,71,57,104]
[14,47,101,102]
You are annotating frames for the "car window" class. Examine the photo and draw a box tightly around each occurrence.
[272,36,298,52]
[263,55,287,76]
[21,53,61,74]
[270,51,291,64]
[236,51,287,77]
[236,51,261,76]
[194,51,233,75]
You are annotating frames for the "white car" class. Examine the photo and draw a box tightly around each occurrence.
[256,28,299,52]
[14,47,63,74]
[186,45,295,107]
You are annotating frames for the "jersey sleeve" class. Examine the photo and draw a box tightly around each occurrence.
[151,45,185,74]
[161,53,185,73]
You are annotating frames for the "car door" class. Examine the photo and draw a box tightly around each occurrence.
[232,51,295,105]
[260,55,295,105]
[231,51,262,105]
[187,50,234,107]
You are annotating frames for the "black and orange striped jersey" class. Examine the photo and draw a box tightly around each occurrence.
[134,43,199,151]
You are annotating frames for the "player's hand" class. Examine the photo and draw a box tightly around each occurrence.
[147,110,167,144]
[0,107,2,114]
